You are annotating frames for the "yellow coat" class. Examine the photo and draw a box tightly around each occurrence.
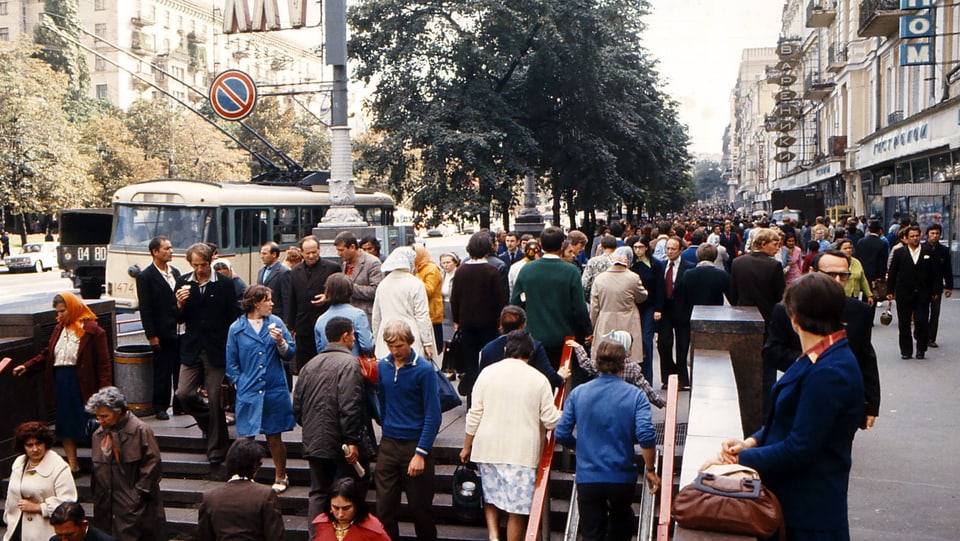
[417,261,444,324]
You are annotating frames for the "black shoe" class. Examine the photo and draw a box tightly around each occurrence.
[917,351,925,359]
[929,341,939,348]
[679,385,692,392]
[154,410,169,420]
[900,354,912,360]
[661,383,669,390]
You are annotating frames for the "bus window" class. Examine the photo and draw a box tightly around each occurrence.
[359,206,383,226]
[113,205,213,248]
[299,207,325,239]
[274,207,300,244]
[235,209,270,249]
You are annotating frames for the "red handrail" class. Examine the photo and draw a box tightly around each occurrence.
[524,337,574,541]
[656,374,680,540]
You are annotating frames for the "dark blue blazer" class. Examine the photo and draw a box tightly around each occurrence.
[739,337,864,534]
[632,257,665,312]
[478,334,564,389]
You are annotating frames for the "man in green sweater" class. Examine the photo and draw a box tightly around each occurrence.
[511,227,593,369]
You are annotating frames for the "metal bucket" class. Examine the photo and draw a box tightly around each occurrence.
[113,345,154,417]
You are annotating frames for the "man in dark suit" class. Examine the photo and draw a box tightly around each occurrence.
[198,439,285,541]
[656,237,694,390]
[257,241,291,325]
[764,250,880,428]
[499,231,523,268]
[923,223,953,348]
[682,243,730,310]
[287,235,341,373]
[175,242,239,465]
[135,236,182,420]
[887,225,941,359]
[856,221,888,310]
[50,502,117,541]
[729,228,786,324]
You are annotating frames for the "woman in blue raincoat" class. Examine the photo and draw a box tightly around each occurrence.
[226,284,296,493]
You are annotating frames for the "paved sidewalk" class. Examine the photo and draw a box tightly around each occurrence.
[846,296,960,540]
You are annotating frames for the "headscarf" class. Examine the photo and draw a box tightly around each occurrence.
[382,247,417,273]
[56,291,97,338]
[603,330,633,353]
[412,243,432,271]
[610,246,633,267]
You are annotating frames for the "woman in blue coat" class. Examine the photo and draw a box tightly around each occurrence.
[707,273,864,540]
[226,284,296,493]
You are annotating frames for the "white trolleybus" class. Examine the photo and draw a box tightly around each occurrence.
[105,178,407,309]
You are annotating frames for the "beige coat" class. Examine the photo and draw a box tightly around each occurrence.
[3,450,77,541]
[590,266,648,360]
[371,270,434,359]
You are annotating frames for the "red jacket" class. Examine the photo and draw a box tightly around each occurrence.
[22,320,112,407]
[313,513,390,541]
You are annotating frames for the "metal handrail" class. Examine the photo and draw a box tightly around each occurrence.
[524,338,575,541]
[656,375,681,541]
[637,448,661,540]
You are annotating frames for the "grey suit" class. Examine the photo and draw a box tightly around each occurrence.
[257,262,291,325]
[342,251,383,323]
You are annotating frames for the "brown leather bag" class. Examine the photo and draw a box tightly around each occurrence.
[673,464,784,539]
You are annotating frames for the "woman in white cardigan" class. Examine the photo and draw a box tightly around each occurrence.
[371,247,435,361]
[460,330,563,541]
[3,422,77,541]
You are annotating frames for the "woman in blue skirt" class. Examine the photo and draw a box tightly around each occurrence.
[12,292,112,474]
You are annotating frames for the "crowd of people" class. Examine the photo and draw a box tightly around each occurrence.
[1,205,954,541]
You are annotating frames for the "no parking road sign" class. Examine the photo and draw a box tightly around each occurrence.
[209,70,258,121]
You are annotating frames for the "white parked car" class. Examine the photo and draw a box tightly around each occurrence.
[5,242,59,273]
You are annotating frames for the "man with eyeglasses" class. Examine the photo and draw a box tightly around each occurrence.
[763,250,880,429]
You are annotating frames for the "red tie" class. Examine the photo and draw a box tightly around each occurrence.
[666,261,674,299]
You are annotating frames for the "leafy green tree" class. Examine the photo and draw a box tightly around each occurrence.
[236,98,331,172]
[350,0,692,228]
[0,41,93,242]
[80,114,166,204]
[693,159,726,201]
[33,0,106,122]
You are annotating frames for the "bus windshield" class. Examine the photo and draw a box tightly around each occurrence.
[113,205,216,248]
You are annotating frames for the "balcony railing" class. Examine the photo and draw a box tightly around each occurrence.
[804,72,836,101]
[131,13,155,26]
[827,43,847,73]
[806,0,837,28]
[859,0,902,38]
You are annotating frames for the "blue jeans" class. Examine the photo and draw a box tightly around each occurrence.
[639,306,656,384]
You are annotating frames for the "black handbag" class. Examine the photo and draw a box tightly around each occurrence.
[451,463,483,523]
[444,330,464,373]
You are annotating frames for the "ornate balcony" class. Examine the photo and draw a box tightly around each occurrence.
[858,0,903,38]
[804,72,835,101]
[806,0,837,28]
[827,44,847,73]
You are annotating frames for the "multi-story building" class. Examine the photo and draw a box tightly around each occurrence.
[725,0,960,274]
[0,0,327,113]
[723,47,779,212]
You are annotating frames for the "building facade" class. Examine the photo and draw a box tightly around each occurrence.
[724,0,960,274]
[0,0,327,112]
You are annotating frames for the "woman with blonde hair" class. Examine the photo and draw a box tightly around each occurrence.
[413,243,445,353]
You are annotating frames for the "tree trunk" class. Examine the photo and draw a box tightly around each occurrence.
[16,214,27,245]
[565,190,577,230]
[551,178,561,226]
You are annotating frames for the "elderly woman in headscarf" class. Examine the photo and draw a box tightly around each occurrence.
[413,243,445,353]
[11,292,112,474]
[371,247,435,360]
[589,246,648,361]
[86,387,167,541]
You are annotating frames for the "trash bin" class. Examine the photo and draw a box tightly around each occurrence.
[113,345,154,417]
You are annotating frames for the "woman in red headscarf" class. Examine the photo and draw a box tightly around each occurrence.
[12,292,112,473]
